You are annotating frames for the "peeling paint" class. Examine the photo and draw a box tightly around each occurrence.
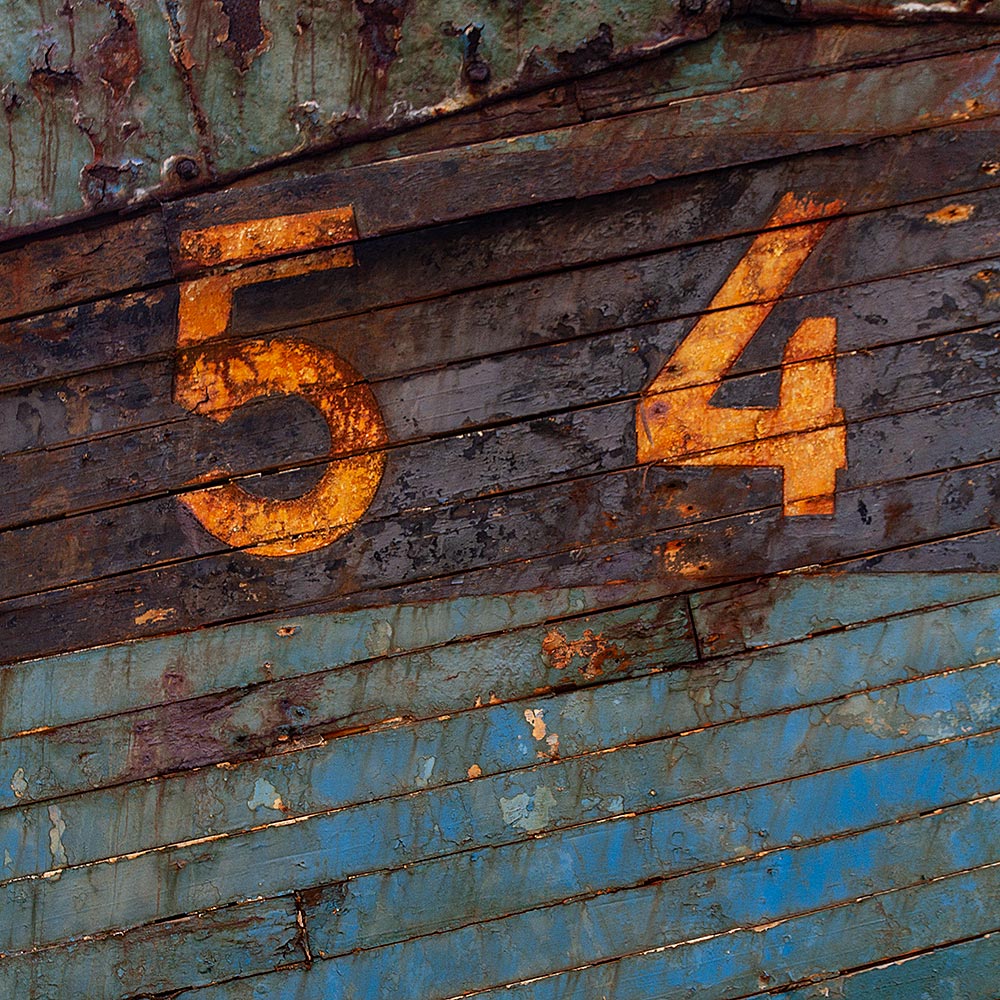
[10,767,27,799]
[499,785,557,832]
[926,203,975,225]
[134,607,176,626]
[217,0,272,73]
[524,708,547,740]
[247,777,285,812]
[415,755,436,787]
[541,628,627,677]
[47,804,68,870]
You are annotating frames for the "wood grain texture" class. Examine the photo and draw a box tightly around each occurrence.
[3,20,1000,1000]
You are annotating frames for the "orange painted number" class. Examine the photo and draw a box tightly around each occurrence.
[636,193,846,516]
[173,207,387,556]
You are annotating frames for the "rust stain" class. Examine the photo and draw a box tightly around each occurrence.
[28,45,79,203]
[637,192,846,516]
[134,607,177,625]
[541,628,626,678]
[76,1,145,208]
[179,205,357,269]
[925,203,974,225]
[216,0,272,73]
[162,0,217,174]
[351,0,412,113]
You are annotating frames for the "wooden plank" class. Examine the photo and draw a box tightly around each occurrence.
[692,570,1000,658]
[6,115,1000,399]
[466,868,1000,1000]
[255,21,1000,185]
[9,19,991,319]
[6,432,1000,667]
[756,931,1000,1000]
[3,611,995,879]
[0,598,689,812]
[163,45,1000,275]
[168,797,1000,999]
[0,213,172,325]
[573,21,1000,120]
[294,729,1000,959]
[9,728,998,998]
[6,178,1000,556]
[7,233,1000,468]
[0,896,304,1000]
[0,586,684,741]
[2,655,995,951]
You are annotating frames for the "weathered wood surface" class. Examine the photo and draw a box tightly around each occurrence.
[3,18,1000,1000]
[3,6,1000,237]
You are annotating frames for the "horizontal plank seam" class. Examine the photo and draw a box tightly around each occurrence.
[6,735,998,963]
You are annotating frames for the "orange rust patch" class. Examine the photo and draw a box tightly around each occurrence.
[134,607,176,626]
[541,628,626,677]
[637,192,846,516]
[925,203,974,225]
[179,206,358,268]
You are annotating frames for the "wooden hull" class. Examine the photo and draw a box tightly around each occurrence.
[2,11,1000,998]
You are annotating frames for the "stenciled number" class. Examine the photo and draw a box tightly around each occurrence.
[636,192,846,516]
[173,207,387,557]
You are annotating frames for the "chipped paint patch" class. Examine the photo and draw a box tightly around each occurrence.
[524,708,547,740]
[926,203,975,224]
[3,849,12,869]
[467,764,482,779]
[247,777,285,812]
[499,785,557,832]
[47,804,68,870]
[10,767,27,799]
[365,619,393,657]
[541,628,626,677]
[134,607,176,626]
[415,756,436,787]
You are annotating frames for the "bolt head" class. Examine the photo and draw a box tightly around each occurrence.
[175,157,200,182]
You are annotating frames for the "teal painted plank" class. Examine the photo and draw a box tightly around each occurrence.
[16,732,999,999]
[467,869,1000,1000]
[2,586,997,878]
[2,653,996,951]
[692,572,1000,657]
[0,586,686,741]
[0,896,303,1000]
[0,597,689,811]
[303,727,1000,959]
[172,798,1000,999]
[756,930,1000,1000]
